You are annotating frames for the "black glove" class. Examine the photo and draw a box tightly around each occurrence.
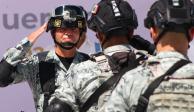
[129,35,156,55]
[44,98,74,112]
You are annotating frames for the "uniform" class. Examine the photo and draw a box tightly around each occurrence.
[49,44,148,112]
[0,37,89,112]
[103,51,194,112]
[103,0,194,111]
[46,0,152,111]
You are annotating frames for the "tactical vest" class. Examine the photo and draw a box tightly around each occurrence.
[37,51,56,110]
[37,51,90,111]
[135,59,193,112]
[147,80,194,112]
[80,51,147,112]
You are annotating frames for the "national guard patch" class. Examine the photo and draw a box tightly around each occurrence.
[53,19,62,27]
[78,21,83,28]
[91,4,99,15]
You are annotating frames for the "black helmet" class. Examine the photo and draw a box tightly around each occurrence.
[47,5,87,50]
[88,0,138,36]
[144,0,194,42]
[47,5,87,32]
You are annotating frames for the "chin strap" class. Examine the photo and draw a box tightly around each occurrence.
[53,31,83,50]
[54,40,76,50]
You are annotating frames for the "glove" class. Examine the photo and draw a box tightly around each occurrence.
[44,98,74,112]
[129,35,156,55]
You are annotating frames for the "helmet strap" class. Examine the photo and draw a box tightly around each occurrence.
[53,39,75,50]
[154,28,167,45]
[52,31,82,50]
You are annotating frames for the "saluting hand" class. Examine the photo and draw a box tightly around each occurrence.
[27,22,48,44]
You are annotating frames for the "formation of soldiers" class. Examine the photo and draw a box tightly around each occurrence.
[1,0,194,112]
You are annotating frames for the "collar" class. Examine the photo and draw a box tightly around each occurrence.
[147,51,190,63]
[43,50,83,71]
[103,44,132,56]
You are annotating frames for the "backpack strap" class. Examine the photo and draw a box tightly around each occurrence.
[135,59,191,112]
[80,52,138,112]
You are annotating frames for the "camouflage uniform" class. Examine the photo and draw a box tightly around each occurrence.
[49,44,148,112]
[0,37,89,112]
[103,51,194,112]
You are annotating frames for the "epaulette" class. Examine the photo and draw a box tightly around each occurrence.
[90,52,111,72]
[90,52,103,61]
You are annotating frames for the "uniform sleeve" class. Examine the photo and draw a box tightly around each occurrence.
[3,37,32,66]
[49,73,79,112]
[0,37,34,86]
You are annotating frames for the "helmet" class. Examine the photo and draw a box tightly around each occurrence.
[47,5,87,32]
[88,0,138,36]
[144,0,194,42]
[46,5,87,50]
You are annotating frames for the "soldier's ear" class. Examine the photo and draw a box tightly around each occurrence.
[128,30,134,38]
[189,27,194,41]
[150,27,157,42]
[96,32,103,42]
[96,32,100,40]
[77,32,86,49]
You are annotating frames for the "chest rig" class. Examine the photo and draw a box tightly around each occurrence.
[37,51,90,111]
[80,51,139,112]
[37,51,56,110]
[135,59,192,112]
